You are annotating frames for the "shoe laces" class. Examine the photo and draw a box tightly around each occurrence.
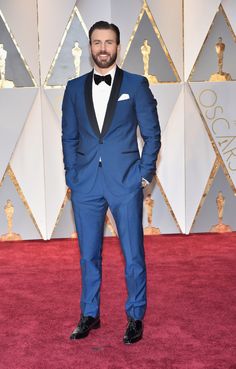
[79,314,89,328]
[128,318,137,330]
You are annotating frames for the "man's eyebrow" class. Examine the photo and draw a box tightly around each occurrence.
[92,39,115,42]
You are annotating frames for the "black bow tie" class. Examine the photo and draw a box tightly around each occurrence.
[94,74,112,86]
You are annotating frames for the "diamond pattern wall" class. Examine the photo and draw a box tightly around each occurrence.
[0,0,235,240]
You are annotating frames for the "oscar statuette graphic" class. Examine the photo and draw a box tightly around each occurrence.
[72,41,82,78]
[140,39,158,84]
[144,194,160,235]
[0,200,21,241]
[210,191,232,233]
[209,37,232,82]
[0,44,14,88]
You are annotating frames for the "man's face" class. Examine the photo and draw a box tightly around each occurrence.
[90,28,119,70]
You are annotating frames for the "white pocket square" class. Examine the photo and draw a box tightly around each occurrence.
[118,93,130,101]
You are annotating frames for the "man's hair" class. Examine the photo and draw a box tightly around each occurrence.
[89,21,120,45]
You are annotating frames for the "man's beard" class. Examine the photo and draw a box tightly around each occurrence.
[91,51,117,69]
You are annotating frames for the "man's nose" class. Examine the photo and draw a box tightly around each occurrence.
[101,43,107,52]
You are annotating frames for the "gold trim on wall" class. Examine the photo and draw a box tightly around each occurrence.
[188,5,236,82]
[189,159,220,232]
[50,188,71,237]
[0,165,7,188]
[155,175,182,233]
[2,165,44,239]
[44,6,88,88]
[221,4,236,43]
[120,0,181,83]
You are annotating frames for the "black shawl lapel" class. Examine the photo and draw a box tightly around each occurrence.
[84,70,100,137]
[84,67,124,138]
[101,67,123,137]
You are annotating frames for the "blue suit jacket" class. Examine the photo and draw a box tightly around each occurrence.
[62,67,161,195]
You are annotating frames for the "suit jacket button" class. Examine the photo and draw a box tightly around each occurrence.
[99,139,103,144]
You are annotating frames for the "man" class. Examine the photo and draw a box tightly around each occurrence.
[62,21,161,344]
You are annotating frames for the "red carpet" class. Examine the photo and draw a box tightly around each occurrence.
[0,234,236,369]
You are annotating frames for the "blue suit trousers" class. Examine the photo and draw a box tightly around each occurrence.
[71,165,146,320]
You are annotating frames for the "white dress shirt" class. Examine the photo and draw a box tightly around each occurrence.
[92,65,116,132]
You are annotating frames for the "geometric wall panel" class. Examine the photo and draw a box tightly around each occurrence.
[1,1,236,239]
[110,0,143,65]
[0,88,37,183]
[143,179,181,234]
[157,86,185,232]
[0,174,41,240]
[51,196,77,239]
[147,0,183,79]
[190,81,236,191]
[0,0,39,84]
[185,84,216,233]
[151,84,182,133]
[44,88,65,122]
[10,90,46,239]
[189,6,236,81]
[191,165,236,233]
[222,0,236,36]
[77,0,112,35]
[0,10,35,87]
[42,90,67,239]
[45,7,90,87]
[37,0,77,85]
[122,3,179,82]
[184,0,221,81]
[104,222,117,237]
[104,209,118,236]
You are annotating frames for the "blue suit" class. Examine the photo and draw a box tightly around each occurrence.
[62,67,161,320]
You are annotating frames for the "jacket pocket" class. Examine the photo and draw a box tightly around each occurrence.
[122,150,139,154]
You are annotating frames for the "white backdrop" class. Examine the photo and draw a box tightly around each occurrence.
[0,0,236,240]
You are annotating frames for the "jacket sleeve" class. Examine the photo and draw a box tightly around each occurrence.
[134,77,161,182]
[61,81,80,172]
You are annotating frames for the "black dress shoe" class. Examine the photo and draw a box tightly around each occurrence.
[123,317,143,344]
[70,315,100,340]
